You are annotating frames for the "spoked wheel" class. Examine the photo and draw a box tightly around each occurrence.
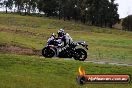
[42,48,55,58]
[74,48,87,61]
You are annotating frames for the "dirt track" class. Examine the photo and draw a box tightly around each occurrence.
[0,44,132,66]
[0,44,41,56]
[85,60,132,66]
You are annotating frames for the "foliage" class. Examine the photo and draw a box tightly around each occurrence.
[122,15,132,31]
[0,0,119,28]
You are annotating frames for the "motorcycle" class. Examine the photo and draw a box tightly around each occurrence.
[42,40,88,61]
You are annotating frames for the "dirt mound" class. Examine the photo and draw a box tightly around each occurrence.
[0,44,41,56]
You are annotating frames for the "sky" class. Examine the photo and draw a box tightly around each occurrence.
[0,0,132,18]
[115,0,132,18]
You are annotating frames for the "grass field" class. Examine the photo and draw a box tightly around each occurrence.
[0,53,132,88]
[0,13,132,88]
[0,13,131,63]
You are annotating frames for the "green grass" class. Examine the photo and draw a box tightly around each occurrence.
[0,53,132,88]
[0,13,131,63]
[0,13,132,88]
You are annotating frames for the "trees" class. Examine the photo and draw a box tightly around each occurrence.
[13,0,37,15]
[37,0,58,17]
[81,0,119,27]
[13,0,23,13]
[0,0,120,28]
[107,0,119,28]
[122,15,132,31]
[1,0,13,13]
[22,0,38,15]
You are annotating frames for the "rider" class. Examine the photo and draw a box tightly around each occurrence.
[57,29,73,50]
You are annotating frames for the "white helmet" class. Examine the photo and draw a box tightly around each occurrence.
[57,29,65,37]
[58,29,64,33]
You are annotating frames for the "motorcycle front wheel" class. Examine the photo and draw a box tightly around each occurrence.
[74,48,87,61]
[42,47,55,58]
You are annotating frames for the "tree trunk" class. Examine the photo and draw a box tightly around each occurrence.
[6,7,8,13]
[59,12,61,20]
[17,5,21,14]
[27,6,31,15]
[109,22,113,28]
[25,9,27,15]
